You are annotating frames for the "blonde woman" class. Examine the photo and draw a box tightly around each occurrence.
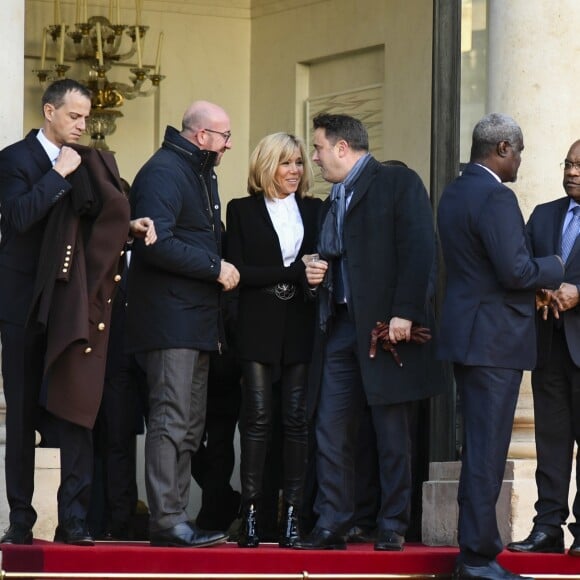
[226,133,321,548]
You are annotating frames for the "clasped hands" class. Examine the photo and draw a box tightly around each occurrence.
[536,282,579,320]
[129,217,157,246]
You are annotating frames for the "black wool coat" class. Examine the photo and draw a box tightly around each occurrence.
[307,158,445,414]
[226,193,321,365]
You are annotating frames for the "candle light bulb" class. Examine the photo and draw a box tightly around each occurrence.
[41,28,47,69]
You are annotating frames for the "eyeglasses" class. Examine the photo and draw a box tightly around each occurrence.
[203,128,232,143]
[561,160,580,171]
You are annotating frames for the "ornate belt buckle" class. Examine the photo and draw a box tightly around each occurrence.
[274,283,296,301]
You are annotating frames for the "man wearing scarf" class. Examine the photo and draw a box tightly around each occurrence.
[295,113,442,551]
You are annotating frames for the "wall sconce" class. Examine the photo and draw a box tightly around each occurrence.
[34,0,165,150]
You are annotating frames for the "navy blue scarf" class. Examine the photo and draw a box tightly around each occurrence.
[317,152,371,331]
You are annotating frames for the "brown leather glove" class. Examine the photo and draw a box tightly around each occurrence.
[369,321,431,367]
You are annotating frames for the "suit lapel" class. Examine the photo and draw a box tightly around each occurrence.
[295,195,308,255]
[254,194,285,263]
[254,193,276,229]
[345,158,379,216]
[563,200,580,264]
[97,149,123,189]
[552,198,569,255]
[25,130,52,175]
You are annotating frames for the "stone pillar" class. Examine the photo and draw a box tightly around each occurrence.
[0,0,24,147]
[423,460,538,546]
[488,0,580,461]
[487,0,580,220]
[0,0,25,533]
[488,0,580,535]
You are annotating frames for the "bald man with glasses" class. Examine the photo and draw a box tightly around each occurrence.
[126,100,239,548]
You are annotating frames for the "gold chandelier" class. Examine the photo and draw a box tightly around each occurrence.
[34,0,165,150]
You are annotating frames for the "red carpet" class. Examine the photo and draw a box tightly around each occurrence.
[2,541,580,578]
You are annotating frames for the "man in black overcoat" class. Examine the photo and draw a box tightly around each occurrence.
[295,113,444,551]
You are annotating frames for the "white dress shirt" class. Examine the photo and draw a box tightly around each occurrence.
[36,128,60,166]
[264,193,304,266]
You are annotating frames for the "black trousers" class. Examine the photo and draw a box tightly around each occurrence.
[454,363,521,566]
[313,307,413,535]
[90,360,142,536]
[0,321,93,527]
[531,328,580,538]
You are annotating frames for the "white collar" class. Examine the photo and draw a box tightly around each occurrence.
[36,128,61,166]
[265,192,297,207]
[475,163,501,183]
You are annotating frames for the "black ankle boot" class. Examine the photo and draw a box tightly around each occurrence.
[238,503,259,548]
[279,503,300,548]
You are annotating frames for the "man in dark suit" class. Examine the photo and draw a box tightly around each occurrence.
[507,139,580,557]
[0,79,95,546]
[294,113,444,551]
[0,79,155,547]
[438,113,564,580]
[0,79,152,545]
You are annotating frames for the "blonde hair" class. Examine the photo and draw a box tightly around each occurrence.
[247,133,313,199]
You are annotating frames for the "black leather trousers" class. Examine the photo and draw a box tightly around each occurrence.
[239,361,308,507]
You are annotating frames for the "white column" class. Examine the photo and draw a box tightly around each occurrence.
[488,0,579,218]
[0,0,25,147]
[487,1,580,459]
[0,0,25,533]
[491,0,577,543]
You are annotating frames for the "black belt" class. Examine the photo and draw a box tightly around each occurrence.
[263,283,296,301]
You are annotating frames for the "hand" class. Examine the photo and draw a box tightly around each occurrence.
[388,317,412,344]
[536,289,558,320]
[552,282,580,313]
[53,146,82,178]
[305,259,328,287]
[535,288,552,309]
[217,260,240,291]
[129,217,157,245]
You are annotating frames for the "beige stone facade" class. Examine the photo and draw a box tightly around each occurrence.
[1,0,579,542]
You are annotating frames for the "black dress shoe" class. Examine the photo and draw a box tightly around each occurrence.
[507,529,564,553]
[453,560,533,580]
[279,504,300,548]
[238,503,259,548]
[569,539,580,557]
[0,524,33,545]
[101,525,130,541]
[346,525,377,543]
[150,522,227,548]
[54,518,94,546]
[374,529,404,551]
[293,526,346,550]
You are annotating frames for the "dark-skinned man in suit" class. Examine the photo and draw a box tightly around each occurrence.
[508,139,580,557]
[438,113,564,580]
